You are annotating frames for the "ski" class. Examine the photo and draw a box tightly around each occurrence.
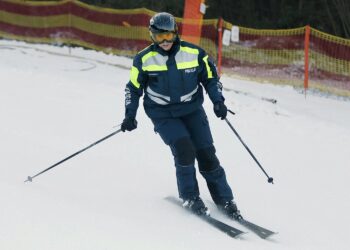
[165,196,245,238]
[233,217,276,239]
[209,201,276,239]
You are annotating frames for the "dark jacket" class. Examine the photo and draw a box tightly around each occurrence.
[124,38,224,119]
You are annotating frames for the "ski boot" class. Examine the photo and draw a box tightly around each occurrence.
[183,196,209,216]
[218,200,242,220]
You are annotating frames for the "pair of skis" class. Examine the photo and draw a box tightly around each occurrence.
[166,196,276,239]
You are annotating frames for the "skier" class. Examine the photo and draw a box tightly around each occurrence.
[121,12,241,218]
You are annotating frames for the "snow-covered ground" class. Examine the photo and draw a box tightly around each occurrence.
[1,40,349,250]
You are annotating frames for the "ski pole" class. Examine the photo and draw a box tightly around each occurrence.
[224,115,274,184]
[25,128,122,183]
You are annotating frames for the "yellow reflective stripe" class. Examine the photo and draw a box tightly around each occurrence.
[141,51,168,71]
[177,60,199,69]
[130,66,140,88]
[141,51,159,64]
[180,46,199,55]
[176,46,199,69]
[203,55,213,79]
[142,65,168,71]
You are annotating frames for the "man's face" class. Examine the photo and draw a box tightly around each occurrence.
[158,41,173,51]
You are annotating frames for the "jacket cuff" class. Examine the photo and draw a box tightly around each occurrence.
[125,108,137,119]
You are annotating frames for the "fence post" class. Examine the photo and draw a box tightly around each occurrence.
[182,0,204,45]
[217,17,223,76]
[304,25,311,97]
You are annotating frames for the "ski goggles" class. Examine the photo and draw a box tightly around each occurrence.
[151,31,177,44]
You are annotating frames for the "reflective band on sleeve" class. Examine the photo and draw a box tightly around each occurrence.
[203,55,213,79]
[130,66,140,88]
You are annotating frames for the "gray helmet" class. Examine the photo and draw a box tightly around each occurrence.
[149,12,178,34]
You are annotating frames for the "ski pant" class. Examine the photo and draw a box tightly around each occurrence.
[151,106,234,205]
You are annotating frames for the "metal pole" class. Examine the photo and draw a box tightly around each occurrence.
[224,118,274,184]
[25,129,122,183]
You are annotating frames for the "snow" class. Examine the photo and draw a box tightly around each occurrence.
[1,40,350,250]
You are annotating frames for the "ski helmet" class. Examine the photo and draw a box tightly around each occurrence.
[149,12,178,44]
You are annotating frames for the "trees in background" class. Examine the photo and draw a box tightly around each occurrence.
[205,0,350,38]
[81,0,350,38]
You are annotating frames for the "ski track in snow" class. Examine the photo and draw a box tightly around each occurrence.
[1,40,350,250]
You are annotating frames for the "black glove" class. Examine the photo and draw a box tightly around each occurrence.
[214,101,227,120]
[121,117,138,132]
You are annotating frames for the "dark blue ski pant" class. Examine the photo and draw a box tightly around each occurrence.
[151,106,234,205]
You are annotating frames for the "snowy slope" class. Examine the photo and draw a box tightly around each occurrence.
[1,40,350,250]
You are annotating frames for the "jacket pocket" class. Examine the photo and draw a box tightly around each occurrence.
[182,68,198,93]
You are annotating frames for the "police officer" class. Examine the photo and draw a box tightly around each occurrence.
[121,12,240,218]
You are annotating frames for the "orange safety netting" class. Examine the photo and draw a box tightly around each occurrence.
[0,0,349,96]
[219,22,306,87]
[0,0,155,56]
[308,28,350,96]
